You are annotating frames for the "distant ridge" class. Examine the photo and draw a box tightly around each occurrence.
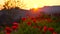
[30,6,60,14]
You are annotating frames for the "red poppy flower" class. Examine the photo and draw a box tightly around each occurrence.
[43,26,48,32]
[33,19,37,23]
[31,17,35,20]
[22,17,26,21]
[27,22,31,26]
[52,32,57,34]
[48,27,54,32]
[13,22,18,27]
[12,26,18,30]
[5,27,12,33]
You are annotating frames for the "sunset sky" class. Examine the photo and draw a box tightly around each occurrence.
[0,0,60,10]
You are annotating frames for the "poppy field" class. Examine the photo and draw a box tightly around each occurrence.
[0,13,60,34]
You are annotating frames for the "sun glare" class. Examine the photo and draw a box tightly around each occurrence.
[34,5,38,8]
[32,5,38,13]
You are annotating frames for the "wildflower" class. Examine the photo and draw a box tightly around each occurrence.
[33,19,37,23]
[52,32,57,34]
[12,22,18,32]
[43,26,48,32]
[22,17,26,21]
[48,27,54,32]
[5,27,12,33]
[12,26,18,30]
[13,22,18,27]
[27,22,31,26]
[31,17,35,20]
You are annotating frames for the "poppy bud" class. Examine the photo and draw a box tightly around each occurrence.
[43,26,47,32]
[48,27,54,32]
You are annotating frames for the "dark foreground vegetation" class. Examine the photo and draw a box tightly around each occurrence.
[0,7,60,34]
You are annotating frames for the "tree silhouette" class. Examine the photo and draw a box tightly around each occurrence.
[3,0,26,9]
[0,7,22,26]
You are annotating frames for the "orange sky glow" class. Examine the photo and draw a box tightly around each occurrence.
[0,0,60,10]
